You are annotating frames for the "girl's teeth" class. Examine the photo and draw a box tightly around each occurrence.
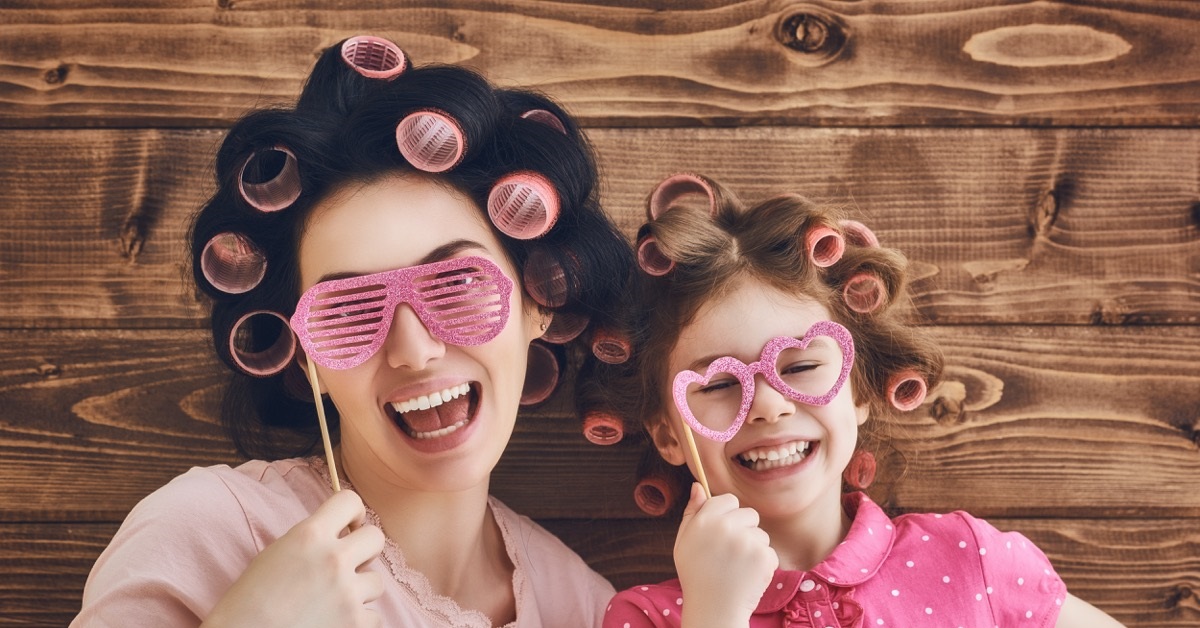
[738,441,811,467]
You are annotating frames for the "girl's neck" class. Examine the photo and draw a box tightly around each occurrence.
[334,449,513,601]
[759,489,852,572]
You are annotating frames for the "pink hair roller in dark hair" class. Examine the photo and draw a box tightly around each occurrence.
[842,450,877,490]
[541,311,589,344]
[520,109,567,134]
[806,226,845,268]
[340,36,409,80]
[522,248,569,308]
[201,232,267,295]
[838,219,880,248]
[843,273,887,314]
[239,146,302,212]
[634,474,676,516]
[487,171,560,240]
[396,109,467,173]
[582,411,624,445]
[887,369,928,411]
[519,340,561,406]
[591,327,631,364]
[638,173,719,275]
[229,311,297,377]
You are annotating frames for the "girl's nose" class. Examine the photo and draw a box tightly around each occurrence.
[384,304,446,370]
[747,375,795,425]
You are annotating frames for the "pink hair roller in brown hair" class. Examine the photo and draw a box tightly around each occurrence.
[519,340,561,406]
[487,171,560,240]
[340,36,409,80]
[591,327,631,364]
[520,109,567,134]
[842,450,877,490]
[201,232,267,295]
[229,311,297,377]
[842,273,887,314]
[838,219,880,248]
[396,109,467,173]
[238,146,302,212]
[887,369,928,411]
[806,226,845,268]
[582,411,624,445]
[633,474,676,517]
[637,173,720,276]
[522,248,569,308]
[541,311,589,344]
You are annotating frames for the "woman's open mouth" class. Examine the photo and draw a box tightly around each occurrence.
[384,382,480,440]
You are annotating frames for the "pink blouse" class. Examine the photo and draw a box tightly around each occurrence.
[605,492,1066,628]
[74,457,614,627]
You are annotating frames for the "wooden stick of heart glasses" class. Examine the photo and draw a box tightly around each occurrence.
[680,417,712,498]
[306,359,342,492]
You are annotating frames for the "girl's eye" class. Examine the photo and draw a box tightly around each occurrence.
[698,379,738,394]
[782,362,819,375]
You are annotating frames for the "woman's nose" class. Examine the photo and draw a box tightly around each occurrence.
[383,304,446,370]
[747,375,795,425]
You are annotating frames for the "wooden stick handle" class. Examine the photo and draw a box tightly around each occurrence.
[306,359,341,492]
[680,419,711,498]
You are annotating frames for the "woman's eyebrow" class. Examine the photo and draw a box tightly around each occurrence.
[314,239,489,283]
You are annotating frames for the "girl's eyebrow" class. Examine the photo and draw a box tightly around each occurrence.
[314,239,489,284]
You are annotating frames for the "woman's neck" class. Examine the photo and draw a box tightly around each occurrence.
[335,449,514,607]
[759,489,852,572]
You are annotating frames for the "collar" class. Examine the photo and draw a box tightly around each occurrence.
[756,492,896,612]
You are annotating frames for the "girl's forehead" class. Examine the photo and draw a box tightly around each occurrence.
[672,282,833,362]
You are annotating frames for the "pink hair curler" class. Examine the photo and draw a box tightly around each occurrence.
[238,146,302,212]
[634,474,676,517]
[519,340,561,406]
[229,310,297,377]
[806,226,845,268]
[636,235,674,276]
[396,109,466,173]
[340,36,409,80]
[582,412,624,445]
[839,219,880,248]
[487,171,560,240]
[647,172,716,221]
[591,327,631,364]
[887,369,928,411]
[842,273,887,314]
[842,450,877,490]
[541,311,589,344]
[522,248,569,308]
[200,232,267,295]
[520,109,567,134]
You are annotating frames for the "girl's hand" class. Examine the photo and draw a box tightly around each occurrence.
[674,483,778,628]
[202,490,386,628]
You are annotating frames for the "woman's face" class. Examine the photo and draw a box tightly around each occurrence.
[654,278,868,522]
[296,173,544,493]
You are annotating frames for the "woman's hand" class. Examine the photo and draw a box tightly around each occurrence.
[202,490,386,628]
[674,484,778,628]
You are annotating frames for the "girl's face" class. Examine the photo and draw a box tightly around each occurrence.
[654,278,868,521]
[297,173,544,493]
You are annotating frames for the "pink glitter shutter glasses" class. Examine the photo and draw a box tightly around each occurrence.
[290,256,513,370]
[672,320,855,443]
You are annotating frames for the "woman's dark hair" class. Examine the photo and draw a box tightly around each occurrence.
[576,175,943,515]
[188,38,633,459]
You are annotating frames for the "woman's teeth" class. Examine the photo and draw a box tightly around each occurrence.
[738,441,812,470]
[390,383,470,414]
[410,419,469,440]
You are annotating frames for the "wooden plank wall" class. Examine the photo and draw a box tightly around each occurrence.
[1,1,1198,625]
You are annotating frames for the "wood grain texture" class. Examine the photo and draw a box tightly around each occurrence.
[1,326,1195,522]
[0,127,1196,328]
[1,1,1198,127]
[3,518,1195,626]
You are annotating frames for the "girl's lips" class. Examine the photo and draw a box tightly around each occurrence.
[731,440,821,477]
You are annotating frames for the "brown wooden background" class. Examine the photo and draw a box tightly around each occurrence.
[2,1,1198,626]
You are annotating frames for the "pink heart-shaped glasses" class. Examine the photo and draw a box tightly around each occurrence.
[672,320,855,442]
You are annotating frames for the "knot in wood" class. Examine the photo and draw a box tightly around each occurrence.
[1190,201,1200,229]
[777,10,846,61]
[43,64,68,85]
[929,395,964,424]
[38,363,61,379]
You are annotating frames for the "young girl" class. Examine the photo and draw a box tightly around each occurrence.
[585,174,1124,627]
[73,36,632,627]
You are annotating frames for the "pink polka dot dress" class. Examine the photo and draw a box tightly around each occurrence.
[603,493,1066,627]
